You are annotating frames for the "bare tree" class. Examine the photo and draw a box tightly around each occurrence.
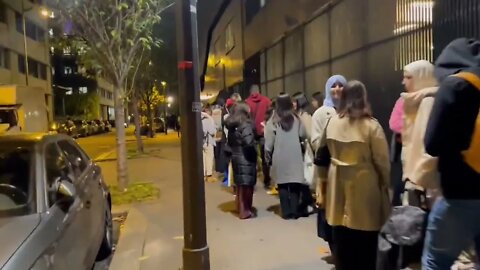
[55,0,168,191]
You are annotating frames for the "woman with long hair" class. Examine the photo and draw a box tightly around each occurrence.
[265,93,307,219]
[318,80,390,270]
[224,102,257,219]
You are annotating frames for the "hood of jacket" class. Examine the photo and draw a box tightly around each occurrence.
[404,60,438,92]
[401,86,439,113]
[435,38,480,82]
[248,92,264,103]
[324,75,347,108]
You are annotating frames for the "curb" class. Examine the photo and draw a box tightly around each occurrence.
[94,150,115,162]
[109,207,148,270]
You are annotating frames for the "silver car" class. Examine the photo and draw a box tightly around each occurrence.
[0,133,113,270]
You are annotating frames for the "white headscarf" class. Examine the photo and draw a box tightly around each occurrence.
[403,60,437,92]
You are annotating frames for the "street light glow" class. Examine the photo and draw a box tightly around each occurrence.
[41,8,49,17]
[161,81,167,87]
[167,96,173,103]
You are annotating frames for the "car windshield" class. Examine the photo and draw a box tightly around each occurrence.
[0,144,35,217]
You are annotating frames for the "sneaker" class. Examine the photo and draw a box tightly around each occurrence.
[266,187,278,195]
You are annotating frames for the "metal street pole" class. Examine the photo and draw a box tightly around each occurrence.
[163,84,168,135]
[175,0,210,269]
[21,0,29,86]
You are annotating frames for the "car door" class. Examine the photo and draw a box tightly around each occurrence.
[57,140,105,262]
[42,142,89,270]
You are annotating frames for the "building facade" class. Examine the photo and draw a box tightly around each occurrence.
[206,0,479,132]
[0,0,52,121]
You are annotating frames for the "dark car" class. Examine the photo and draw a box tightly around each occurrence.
[0,133,112,270]
[94,120,106,133]
[74,120,90,137]
[55,120,78,138]
[103,120,112,132]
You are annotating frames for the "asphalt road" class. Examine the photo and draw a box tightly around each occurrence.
[76,131,118,160]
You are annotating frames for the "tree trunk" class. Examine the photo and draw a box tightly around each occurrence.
[146,105,154,138]
[113,86,129,191]
[131,95,144,153]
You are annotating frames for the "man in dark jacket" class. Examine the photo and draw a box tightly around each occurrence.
[245,84,272,189]
[422,38,480,270]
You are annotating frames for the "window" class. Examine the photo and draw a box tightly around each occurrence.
[44,143,71,206]
[18,55,26,74]
[0,48,9,69]
[36,28,45,42]
[57,140,88,176]
[0,3,6,23]
[15,12,22,33]
[0,143,34,215]
[79,86,88,94]
[65,87,73,95]
[28,58,38,77]
[39,63,47,80]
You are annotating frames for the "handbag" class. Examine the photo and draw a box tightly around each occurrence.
[313,117,332,167]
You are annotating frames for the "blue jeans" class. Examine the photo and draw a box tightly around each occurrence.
[422,197,480,270]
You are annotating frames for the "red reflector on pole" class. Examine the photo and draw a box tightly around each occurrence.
[178,61,193,70]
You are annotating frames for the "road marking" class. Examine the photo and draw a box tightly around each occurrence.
[95,150,114,161]
[173,235,184,240]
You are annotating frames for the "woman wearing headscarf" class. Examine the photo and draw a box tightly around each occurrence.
[319,80,390,270]
[400,60,440,206]
[265,93,307,219]
[311,74,347,257]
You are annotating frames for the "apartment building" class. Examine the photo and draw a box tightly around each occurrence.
[0,0,52,121]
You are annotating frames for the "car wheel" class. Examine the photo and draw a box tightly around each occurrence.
[96,204,113,261]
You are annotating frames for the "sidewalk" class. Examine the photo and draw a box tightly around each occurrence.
[101,137,333,270]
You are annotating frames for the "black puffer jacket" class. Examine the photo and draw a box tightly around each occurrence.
[227,121,257,186]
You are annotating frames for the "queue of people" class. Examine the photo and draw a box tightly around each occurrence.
[200,37,480,270]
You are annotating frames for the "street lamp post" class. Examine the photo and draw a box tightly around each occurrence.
[161,81,168,135]
[175,0,210,269]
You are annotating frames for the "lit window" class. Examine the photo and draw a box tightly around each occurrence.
[65,87,73,95]
[79,87,88,94]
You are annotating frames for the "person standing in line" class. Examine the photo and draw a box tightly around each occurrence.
[311,74,347,258]
[293,92,316,215]
[246,85,272,191]
[201,106,217,182]
[225,102,257,219]
[265,93,307,219]
[422,38,480,270]
[399,60,440,206]
[311,91,324,114]
[318,81,390,270]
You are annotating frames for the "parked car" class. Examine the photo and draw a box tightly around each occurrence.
[74,120,90,137]
[153,117,165,133]
[87,120,100,135]
[103,120,112,132]
[94,120,106,133]
[0,133,113,270]
[56,120,78,138]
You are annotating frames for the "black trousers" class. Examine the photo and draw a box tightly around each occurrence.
[258,137,271,188]
[332,226,379,270]
[214,141,228,173]
[278,183,306,219]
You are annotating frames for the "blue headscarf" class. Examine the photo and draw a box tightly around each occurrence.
[324,75,347,108]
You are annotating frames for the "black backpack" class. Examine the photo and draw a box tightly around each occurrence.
[376,204,427,270]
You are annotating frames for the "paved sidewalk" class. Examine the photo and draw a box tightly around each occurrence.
[101,138,333,270]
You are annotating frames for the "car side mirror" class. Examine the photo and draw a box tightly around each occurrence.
[55,178,76,212]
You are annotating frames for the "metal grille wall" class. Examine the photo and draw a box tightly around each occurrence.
[259,0,435,131]
[433,0,480,58]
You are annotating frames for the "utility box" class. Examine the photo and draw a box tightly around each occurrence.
[0,85,49,133]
